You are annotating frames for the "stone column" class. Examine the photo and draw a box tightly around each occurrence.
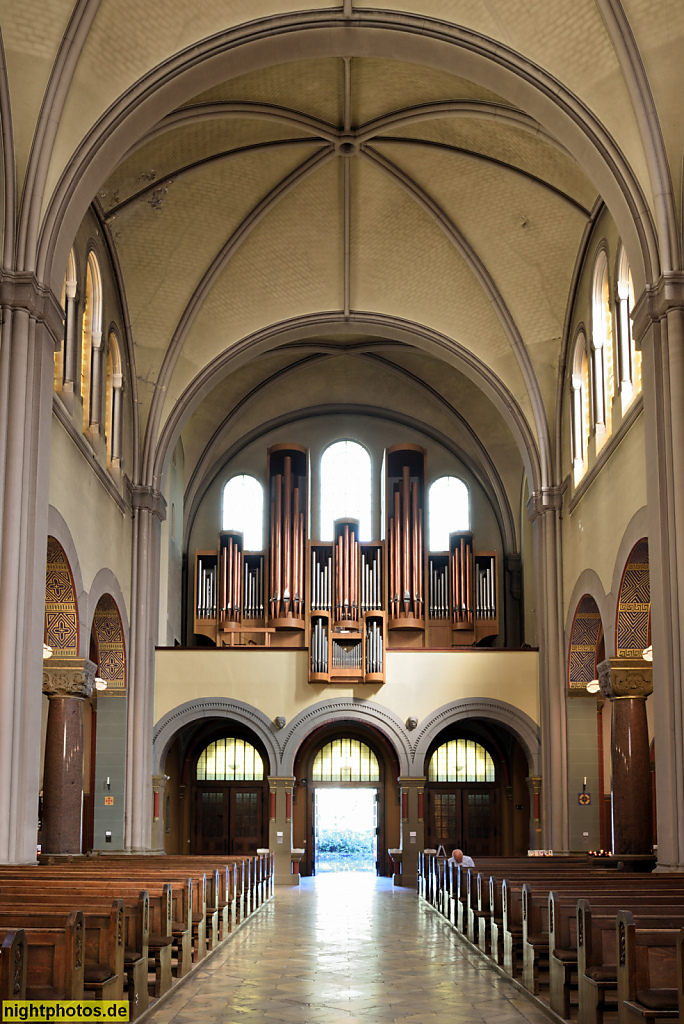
[0,273,63,864]
[42,657,95,854]
[398,776,426,886]
[504,552,523,648]
[598,657,653,855]
[125,486,165,853]
[526,776,543,851]
[150,774,170,854]
[633,281,684,869]
[267,776,296,885]
[527,488,569,852]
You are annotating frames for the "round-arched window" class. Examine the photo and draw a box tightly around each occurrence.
[196,737,264,781]
[222,475,264,551]
[429,476,469,551]
[428,739,495,782]
[312,738,379,782]
[319,440,372,541]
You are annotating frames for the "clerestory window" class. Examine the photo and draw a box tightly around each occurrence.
[428,476,469,551]
[222,475,264,551]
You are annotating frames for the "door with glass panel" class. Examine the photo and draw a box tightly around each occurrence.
[426,738,500,856]
[192,736,266,855]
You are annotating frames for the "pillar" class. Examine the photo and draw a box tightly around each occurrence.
[42,657,96,854]
[398,776,426,886]
[0,272,63,863]
[598,657,653,856]
[526,776,543,851]
[267,776,296,885]
[125,486,165,852]
[633,281,684,869]
[527,487,569,852]
[150,774,170,853]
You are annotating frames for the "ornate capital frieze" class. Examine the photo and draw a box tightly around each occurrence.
[151,774,170,794]
[266,776,296,792]
[131,485,167,521]
[42,657,96,698]
[597,657,653,700]
[0,270,64,344]
[398,776,427,790]
[632,273,684,345]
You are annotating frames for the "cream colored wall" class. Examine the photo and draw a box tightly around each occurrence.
[154,648,540,728]
[159,440,185,646]
[49,415,132,612]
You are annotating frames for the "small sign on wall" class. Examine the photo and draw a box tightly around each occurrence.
[104,796,114,806]
[578,792,591,805]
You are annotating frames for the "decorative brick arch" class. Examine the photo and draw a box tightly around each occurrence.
[45,537,79,655]
[91,594,126,691]
[616,539,650,657]
[568,595,604,695]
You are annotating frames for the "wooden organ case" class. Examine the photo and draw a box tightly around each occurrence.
[193,440,500,674]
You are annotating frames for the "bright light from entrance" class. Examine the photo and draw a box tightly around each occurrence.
[315,788,377,874]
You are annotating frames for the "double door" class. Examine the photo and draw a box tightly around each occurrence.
[426,785,500,857]
[193,784,265,856]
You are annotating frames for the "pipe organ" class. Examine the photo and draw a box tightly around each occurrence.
[193,441,499,668]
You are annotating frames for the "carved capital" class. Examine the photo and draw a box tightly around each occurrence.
[266,776,296,792]
[597,657,653,700]
[130,485,167,521]
[398,776,427,790]
[632,273,684,345]
[42,657,96,698]
[151,774,170,794]
[0,269,64,345]
[526,487,563,522]
[526,775,542,796]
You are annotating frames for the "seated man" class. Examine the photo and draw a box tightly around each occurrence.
[451,848,475,868]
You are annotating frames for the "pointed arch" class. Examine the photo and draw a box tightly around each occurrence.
[81,250,103,432]
[91,594,126,692]
[568,595,604,695]
[616,538,650,658]
[45,537,79,656]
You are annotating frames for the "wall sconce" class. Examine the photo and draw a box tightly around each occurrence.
[43,644,53,660]
[586,679,600,694]
[642,646,653,662]
[94,675,107,691]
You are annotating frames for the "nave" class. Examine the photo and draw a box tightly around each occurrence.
[147,877,550,1024]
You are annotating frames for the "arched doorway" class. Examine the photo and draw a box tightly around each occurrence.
[424,721,530,857]
[292,722,400,877]
[184,722,269,855]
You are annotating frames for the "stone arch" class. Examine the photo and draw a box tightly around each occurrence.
[45,537,79,656]
[412,698,541,776]
[47,506,88,655]
[616,538,650,657]
[152,698,280,777]
[567,594,604,696]
[90,595,126,693]
[86,568,130,644]
[279,700,412,777]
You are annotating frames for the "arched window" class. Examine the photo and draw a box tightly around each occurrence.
[319,440,372,541]
[81,251,103,433]
[428,739,495,782]
[312,738,379,782]
[571,331,590,483]
[196,737,264,781]
[222,475,264,550]
[616,245,641,410]
[105,332,123,469]
[428,476,469,551]
[57,248,77,394]
[592,251,613,447]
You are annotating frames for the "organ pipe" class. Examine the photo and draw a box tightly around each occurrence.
[388,466,424,624]
[269,452,306,624]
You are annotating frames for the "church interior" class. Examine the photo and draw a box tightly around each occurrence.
[2,0,683,895]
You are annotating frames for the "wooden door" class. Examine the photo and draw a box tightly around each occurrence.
[195,789,229,855]
[229,788,263,855]
[427,790,462,853]
[427,786,499,856]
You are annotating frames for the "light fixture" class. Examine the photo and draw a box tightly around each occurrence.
[643,646,653,662]
[42,644,53,660]
[94,676,107,691]
[586,679,601,694]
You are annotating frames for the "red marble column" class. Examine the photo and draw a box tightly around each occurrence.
[598,658,653,856]
[42,657,95,854]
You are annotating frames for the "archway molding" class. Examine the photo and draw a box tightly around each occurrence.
[412,698,541,776]
[85,568,130,646]
[564,569,609,656]
[280,700,412,777]
[46,506,87,656]
[152,697,280,777]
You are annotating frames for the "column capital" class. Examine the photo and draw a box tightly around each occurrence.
[526,775,542,794]
[526,486,563,522]
[397,776,427,789]
[632,273,684,344]
[43,657,96,698]
[266,776,296,791]
[597,657,653,700]
[131,485,167,521]
[0,269,64,344]
[151,774,170,793]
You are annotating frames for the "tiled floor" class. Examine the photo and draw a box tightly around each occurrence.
[148,875,551,1024]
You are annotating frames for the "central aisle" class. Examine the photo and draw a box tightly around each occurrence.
[148,875,551,1024]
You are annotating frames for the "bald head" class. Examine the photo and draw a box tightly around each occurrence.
[452,849,463,863]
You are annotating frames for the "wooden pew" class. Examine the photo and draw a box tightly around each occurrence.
[616,910,681,1024]
[0,911,84,999]
[0,929,27,1000]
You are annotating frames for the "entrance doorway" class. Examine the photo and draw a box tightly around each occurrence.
[193,785,265,855]
[314,788,378,873]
